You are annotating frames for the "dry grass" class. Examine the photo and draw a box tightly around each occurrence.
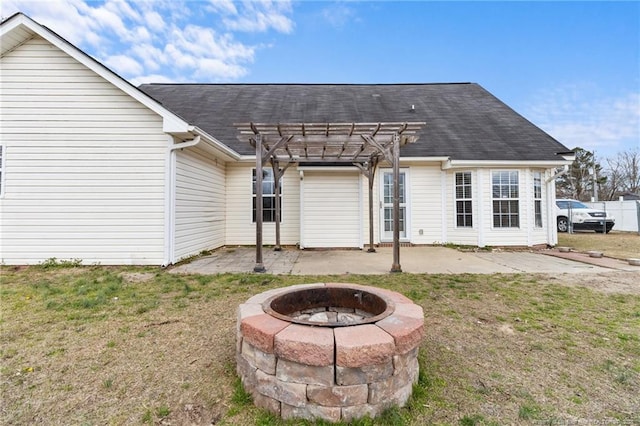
[1,264,639,425]
[558,231,640,260]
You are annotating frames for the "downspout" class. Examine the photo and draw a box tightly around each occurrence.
[164,135,202,266]
[545,166,567,246]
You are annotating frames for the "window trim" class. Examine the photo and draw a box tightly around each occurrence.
[252,167,282,223]
[533,171,543,228]
[454,171,473,228]
[491,170,520,229]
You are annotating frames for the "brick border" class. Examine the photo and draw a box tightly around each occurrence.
[236,283,424,422]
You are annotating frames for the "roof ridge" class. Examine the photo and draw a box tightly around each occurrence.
[139,82,474,87]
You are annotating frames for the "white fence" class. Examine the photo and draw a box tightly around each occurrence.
[584,199,640,233]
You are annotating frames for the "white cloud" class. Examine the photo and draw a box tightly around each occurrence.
[525,84,640,156]
[206,0,238,15]
[322,3,357,28]
[104,54,143,76]
[3,0,296,82]
[222,0,294,33]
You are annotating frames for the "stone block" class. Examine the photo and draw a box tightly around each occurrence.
[392,347,419,375]
[335,361,393,386]
[276,358,334,386]
[237,303,265,329]
[307,384,368,407]
[274,324,334,366]
[368,370,416,405]
[236,353,257,392]
[242,340,277,375]
[281,402,342,423]
[393,302,424,320]
[391,381,414,407]
[241,314,289,353]
[335,324,395,368]
[376,315,424,354]
[253,392,281,415]
[368,287,414,304]
[342,403,383,422]
[255,369,308,408]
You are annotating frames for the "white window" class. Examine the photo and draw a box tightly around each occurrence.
[533,171,543,228]
[455,172,472,227]
[252,168,281,223]
[492,171,519,228]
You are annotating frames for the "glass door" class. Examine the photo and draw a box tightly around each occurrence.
[380,170,407,241]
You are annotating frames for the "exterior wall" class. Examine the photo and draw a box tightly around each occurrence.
[408,165,447,244]
[173,146,226,261]
[301,170,361,248]
[0,37,168,265]
[225,163,300,245]
[479,168,549,247]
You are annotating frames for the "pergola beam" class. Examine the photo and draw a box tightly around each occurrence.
[236,122,425,273]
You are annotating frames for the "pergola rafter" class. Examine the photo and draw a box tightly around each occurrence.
[235,121,426,273]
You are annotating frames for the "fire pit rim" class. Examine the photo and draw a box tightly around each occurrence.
[261,285,396,327]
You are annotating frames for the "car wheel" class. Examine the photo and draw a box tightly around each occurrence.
[557,217,569,232]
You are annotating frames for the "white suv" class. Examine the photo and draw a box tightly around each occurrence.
[555,199,615,233]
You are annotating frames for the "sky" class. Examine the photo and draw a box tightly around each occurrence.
[2,0,639,160]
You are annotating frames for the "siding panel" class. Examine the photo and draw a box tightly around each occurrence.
[0,37,167,265]
[173,146,226,261]
[303,171,360,248]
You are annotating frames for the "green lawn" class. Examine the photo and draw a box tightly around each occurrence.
[1,263,638,425]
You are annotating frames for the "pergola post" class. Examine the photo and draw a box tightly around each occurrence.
[391,133,402,273]
[367,159,377,253]
[271,157,282,251]
[254,134,266,272]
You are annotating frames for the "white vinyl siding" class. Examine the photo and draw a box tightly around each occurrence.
[226,163,299,245]
[0,145,4,197]
[0,37,167,265]
[302,171,361,248]
[174,146,226,261]
[406,165,442,244]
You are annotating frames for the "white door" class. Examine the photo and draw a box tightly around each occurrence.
[380,170,408,241]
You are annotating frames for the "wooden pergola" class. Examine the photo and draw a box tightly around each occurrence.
[234,122,426,273]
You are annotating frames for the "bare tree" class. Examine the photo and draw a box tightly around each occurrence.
[603,148,640,198]
[556,147,606,200]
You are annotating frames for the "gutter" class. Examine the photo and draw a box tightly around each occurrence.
[546,165,569,183]
[169,135,201,151]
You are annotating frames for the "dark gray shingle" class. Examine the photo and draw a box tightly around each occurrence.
[138,83,569,161]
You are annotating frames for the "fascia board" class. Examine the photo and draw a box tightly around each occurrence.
[441,159,574,170]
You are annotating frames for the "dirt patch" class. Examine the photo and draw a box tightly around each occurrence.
[546,271,640,295]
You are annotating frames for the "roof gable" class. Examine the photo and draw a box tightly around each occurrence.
[0,12,190,134]
[139,83,571,162]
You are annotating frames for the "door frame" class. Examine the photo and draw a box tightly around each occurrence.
[379,168,411,242]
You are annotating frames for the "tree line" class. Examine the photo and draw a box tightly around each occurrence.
[556,147,640,201]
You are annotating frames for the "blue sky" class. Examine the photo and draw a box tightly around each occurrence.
[3,0,639,159]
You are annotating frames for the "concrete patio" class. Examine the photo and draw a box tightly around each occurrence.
[169,246,640,275]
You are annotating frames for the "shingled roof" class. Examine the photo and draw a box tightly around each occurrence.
[138,83,569,161]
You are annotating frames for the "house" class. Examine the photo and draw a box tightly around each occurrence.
[0,13,574,267]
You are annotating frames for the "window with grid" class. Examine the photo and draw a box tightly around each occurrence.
[492,171,519,228]
[455,172,473,227]
[252,168,281,223]
[533,171,543,228]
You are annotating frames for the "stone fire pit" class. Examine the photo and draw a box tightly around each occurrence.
[236,283,424,422]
